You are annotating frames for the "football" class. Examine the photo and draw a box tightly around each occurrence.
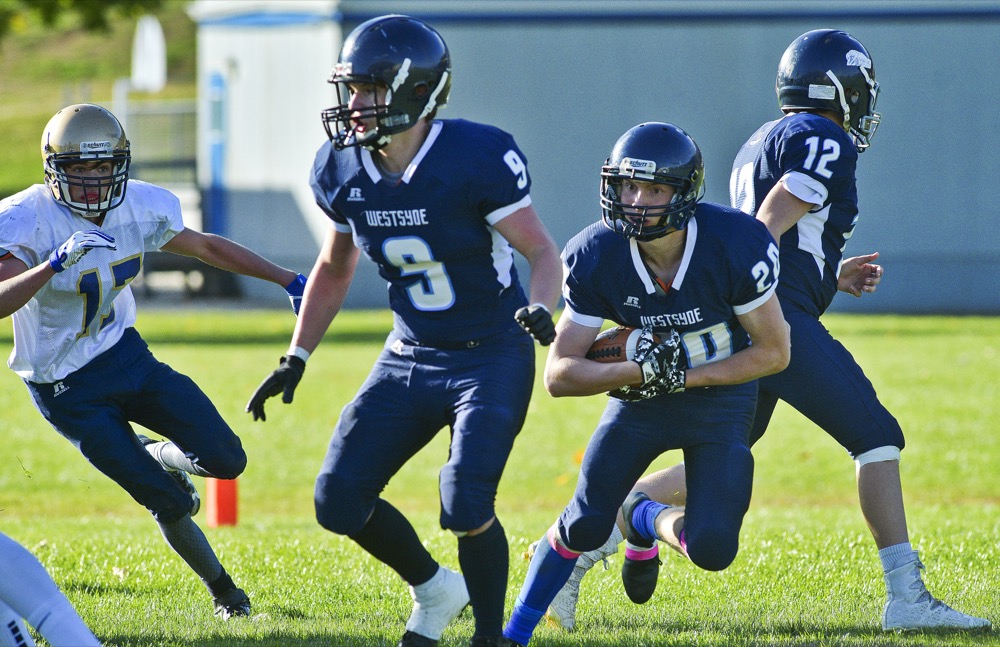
[586,326,659,363]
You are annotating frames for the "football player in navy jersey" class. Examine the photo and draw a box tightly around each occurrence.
[245,15,561,647]
[541,30,991,632]
[500,122,789,647]
[0,104,307,624]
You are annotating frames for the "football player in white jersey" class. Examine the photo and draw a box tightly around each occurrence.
[0,104,307,624]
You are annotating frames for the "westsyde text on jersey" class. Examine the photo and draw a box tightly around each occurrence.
[640,308,704,328]
[364,209,430,227]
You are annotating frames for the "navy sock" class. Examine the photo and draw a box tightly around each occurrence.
[352,499,438,585]
[458,519,507,636]
[504,530,578,645]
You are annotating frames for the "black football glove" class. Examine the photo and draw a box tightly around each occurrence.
[634,329,685,393]
[609,383,658,402]
[514,304,556,346]
[608,327,685,401]
[246,355,306,421]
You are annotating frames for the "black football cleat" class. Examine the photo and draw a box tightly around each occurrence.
[620,491,662,604]
[398,630,439,647]
[213,587,251,620]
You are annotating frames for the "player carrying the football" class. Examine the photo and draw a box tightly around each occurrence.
[540,29,991,633]
[501,122,790,646]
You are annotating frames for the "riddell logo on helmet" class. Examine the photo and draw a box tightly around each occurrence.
[620,158,656,175]
[80,141,112,155]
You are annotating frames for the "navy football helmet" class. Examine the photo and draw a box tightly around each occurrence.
[322,15,451,150]
[41,103,131,216]
[776,29,881,152]
[601,122,705,241]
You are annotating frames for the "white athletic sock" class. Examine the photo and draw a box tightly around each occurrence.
[878,542,914,572]
[0,533,99,646]
[0,600,34,647]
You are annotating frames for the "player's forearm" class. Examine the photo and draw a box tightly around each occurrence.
[0,263,54,319]
[685,342,789,388]
[194,234,297,287]
[289,264,352,354]
[544,356,642,397]
[525,249,562,314]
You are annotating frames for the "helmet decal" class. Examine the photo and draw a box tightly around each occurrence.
[807,84,836,100]
[79,140,113,156]
[391,59,411,93]
[845,50,872,68]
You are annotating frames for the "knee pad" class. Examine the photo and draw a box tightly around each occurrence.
[854,445,901,467]
[685,523,739,572]
[202,441,247,480]
[560,514,617,553]
[546,524,582,559]
[314,473,368,535]
[151,496,194,524]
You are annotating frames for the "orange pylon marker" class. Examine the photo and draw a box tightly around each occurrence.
[206,478,238,527]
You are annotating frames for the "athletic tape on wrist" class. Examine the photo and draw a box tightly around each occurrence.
[287,346,311,363]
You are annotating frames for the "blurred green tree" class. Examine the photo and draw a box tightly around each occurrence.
[0,0,164,43]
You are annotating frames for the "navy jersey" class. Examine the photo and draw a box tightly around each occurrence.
[562,203,779,370]
[730,113,858,316]
[310,118,531,345]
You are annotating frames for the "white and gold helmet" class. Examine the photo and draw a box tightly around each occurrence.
[41,104,131,216]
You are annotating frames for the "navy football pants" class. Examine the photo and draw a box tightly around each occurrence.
[751,306,904,457]
[315,329,534,536]
[26,328,246,523]
[559,383,756,572]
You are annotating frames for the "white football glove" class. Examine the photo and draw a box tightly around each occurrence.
[49,230,117,272]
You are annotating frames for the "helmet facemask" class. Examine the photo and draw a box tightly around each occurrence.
[45,152,131,216]
[848,67,880,151]
[322,67,448,151]
[601,166,701,242]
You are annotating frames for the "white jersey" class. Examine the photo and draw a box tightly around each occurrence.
[0,181,183,382]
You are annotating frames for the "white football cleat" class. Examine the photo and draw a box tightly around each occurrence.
[403,566,469,641]
[882,557,991,631]
[526,529,620,631]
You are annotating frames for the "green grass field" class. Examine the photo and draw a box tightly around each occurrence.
[0,310,998,647]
